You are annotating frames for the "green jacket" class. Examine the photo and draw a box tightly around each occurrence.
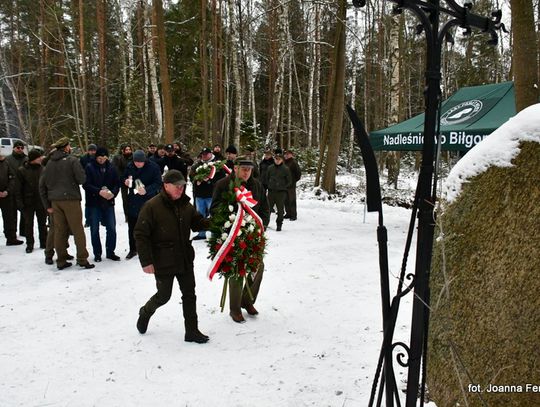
[284,157,301,184]
[134,190,209,275]
[211,174,270,227]
[16,161,44,210]
[266,163,292,191]
[39,149,85,208]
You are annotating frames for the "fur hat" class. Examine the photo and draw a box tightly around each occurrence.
[28,148,43,162]
[225,145,237,154]
[95,147,109,158]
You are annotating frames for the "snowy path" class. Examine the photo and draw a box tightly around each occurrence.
[0,197,414,406]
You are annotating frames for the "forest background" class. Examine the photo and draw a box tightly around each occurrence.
[0,0,538,193]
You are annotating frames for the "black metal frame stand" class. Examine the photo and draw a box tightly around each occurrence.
[348,1,503,406]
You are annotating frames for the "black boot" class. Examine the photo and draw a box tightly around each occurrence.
[185,329,209,344]
[137,307,152,334]
[276,223,282,232]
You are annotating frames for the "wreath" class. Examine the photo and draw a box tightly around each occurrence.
[207,177,266,310]
[192,160,230,183]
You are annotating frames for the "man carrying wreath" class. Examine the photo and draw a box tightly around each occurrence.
[210,156,270,323]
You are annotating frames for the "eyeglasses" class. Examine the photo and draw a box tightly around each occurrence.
[14,146,24,150]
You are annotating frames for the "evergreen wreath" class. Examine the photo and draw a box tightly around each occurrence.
[207,176,266,310]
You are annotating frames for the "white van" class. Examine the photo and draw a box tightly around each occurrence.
[0,137,43,156]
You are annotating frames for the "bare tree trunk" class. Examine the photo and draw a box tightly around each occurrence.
[316,0,346,193]
[0,87,9,136]
[0,53,29,140]
[306,3,315,147]
[227,0,242,148]
[136,1,148,124]
[200,0,210,144]
[387,13,402,188]
[97,0,108,144]
[347,7,359,170]
[265,2,289,147]
[144,2,163,141]
[78,0,89,147]
[223,57,230,148]
[287,40,292,149]
[211,0,223,145]
[245,0,258,145]
[313,3,321,147]
[511,0,539,111]
[153,0,174,143]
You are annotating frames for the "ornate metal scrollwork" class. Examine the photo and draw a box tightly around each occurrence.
[392,342,412,368]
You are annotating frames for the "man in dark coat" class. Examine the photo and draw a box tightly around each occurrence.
[189,147,219,240]
[7,139,28,238]
[15,149,47,253]
[265,152,292,231]
[258,149,274,195]
[134,170,210,344]
[39,137,94,270]
[79,143,97,169]
[211,156,270,323]
[83,147,121,262]
[80,143,97,227]
[159,144,189,179]
[0,151,22,245]
[112,144,133,222]
[284,149,301,220]
[121,149,162,259]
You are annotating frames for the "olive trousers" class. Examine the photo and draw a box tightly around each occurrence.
[229,263,264,314]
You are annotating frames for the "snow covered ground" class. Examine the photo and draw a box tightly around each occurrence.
[0,177,417,407]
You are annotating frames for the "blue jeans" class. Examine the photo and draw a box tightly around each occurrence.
[195,197,212,238]
[89,206,117,257]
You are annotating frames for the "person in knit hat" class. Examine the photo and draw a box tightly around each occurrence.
[15,149,47,253]
[6,139,28,240]
[121,149,162,259]
[83,147,121,262]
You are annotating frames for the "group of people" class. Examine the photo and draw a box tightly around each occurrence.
[0,137,302,344]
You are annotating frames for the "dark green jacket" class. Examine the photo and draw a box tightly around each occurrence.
[0,158,15,194]
[6,151,27,173]
[134,190,209,275]
[39,149,85,209]
[284,157,301,184]
[211,174,270,227]
[266,163,292,191]
[16,161,43,210]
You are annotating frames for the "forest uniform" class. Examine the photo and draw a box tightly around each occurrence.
[265,158,292,231]
[7,142,27,237]
[15,150,47,252]
[211,161,270,322]
[39,138,93,269]
[284,153,301,220]
[134,170,210,343]
[0,155,20,245]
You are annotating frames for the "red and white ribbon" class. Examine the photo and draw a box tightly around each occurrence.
[208,165,216,180]
[207,185,263,280]
[234,186,264,233]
